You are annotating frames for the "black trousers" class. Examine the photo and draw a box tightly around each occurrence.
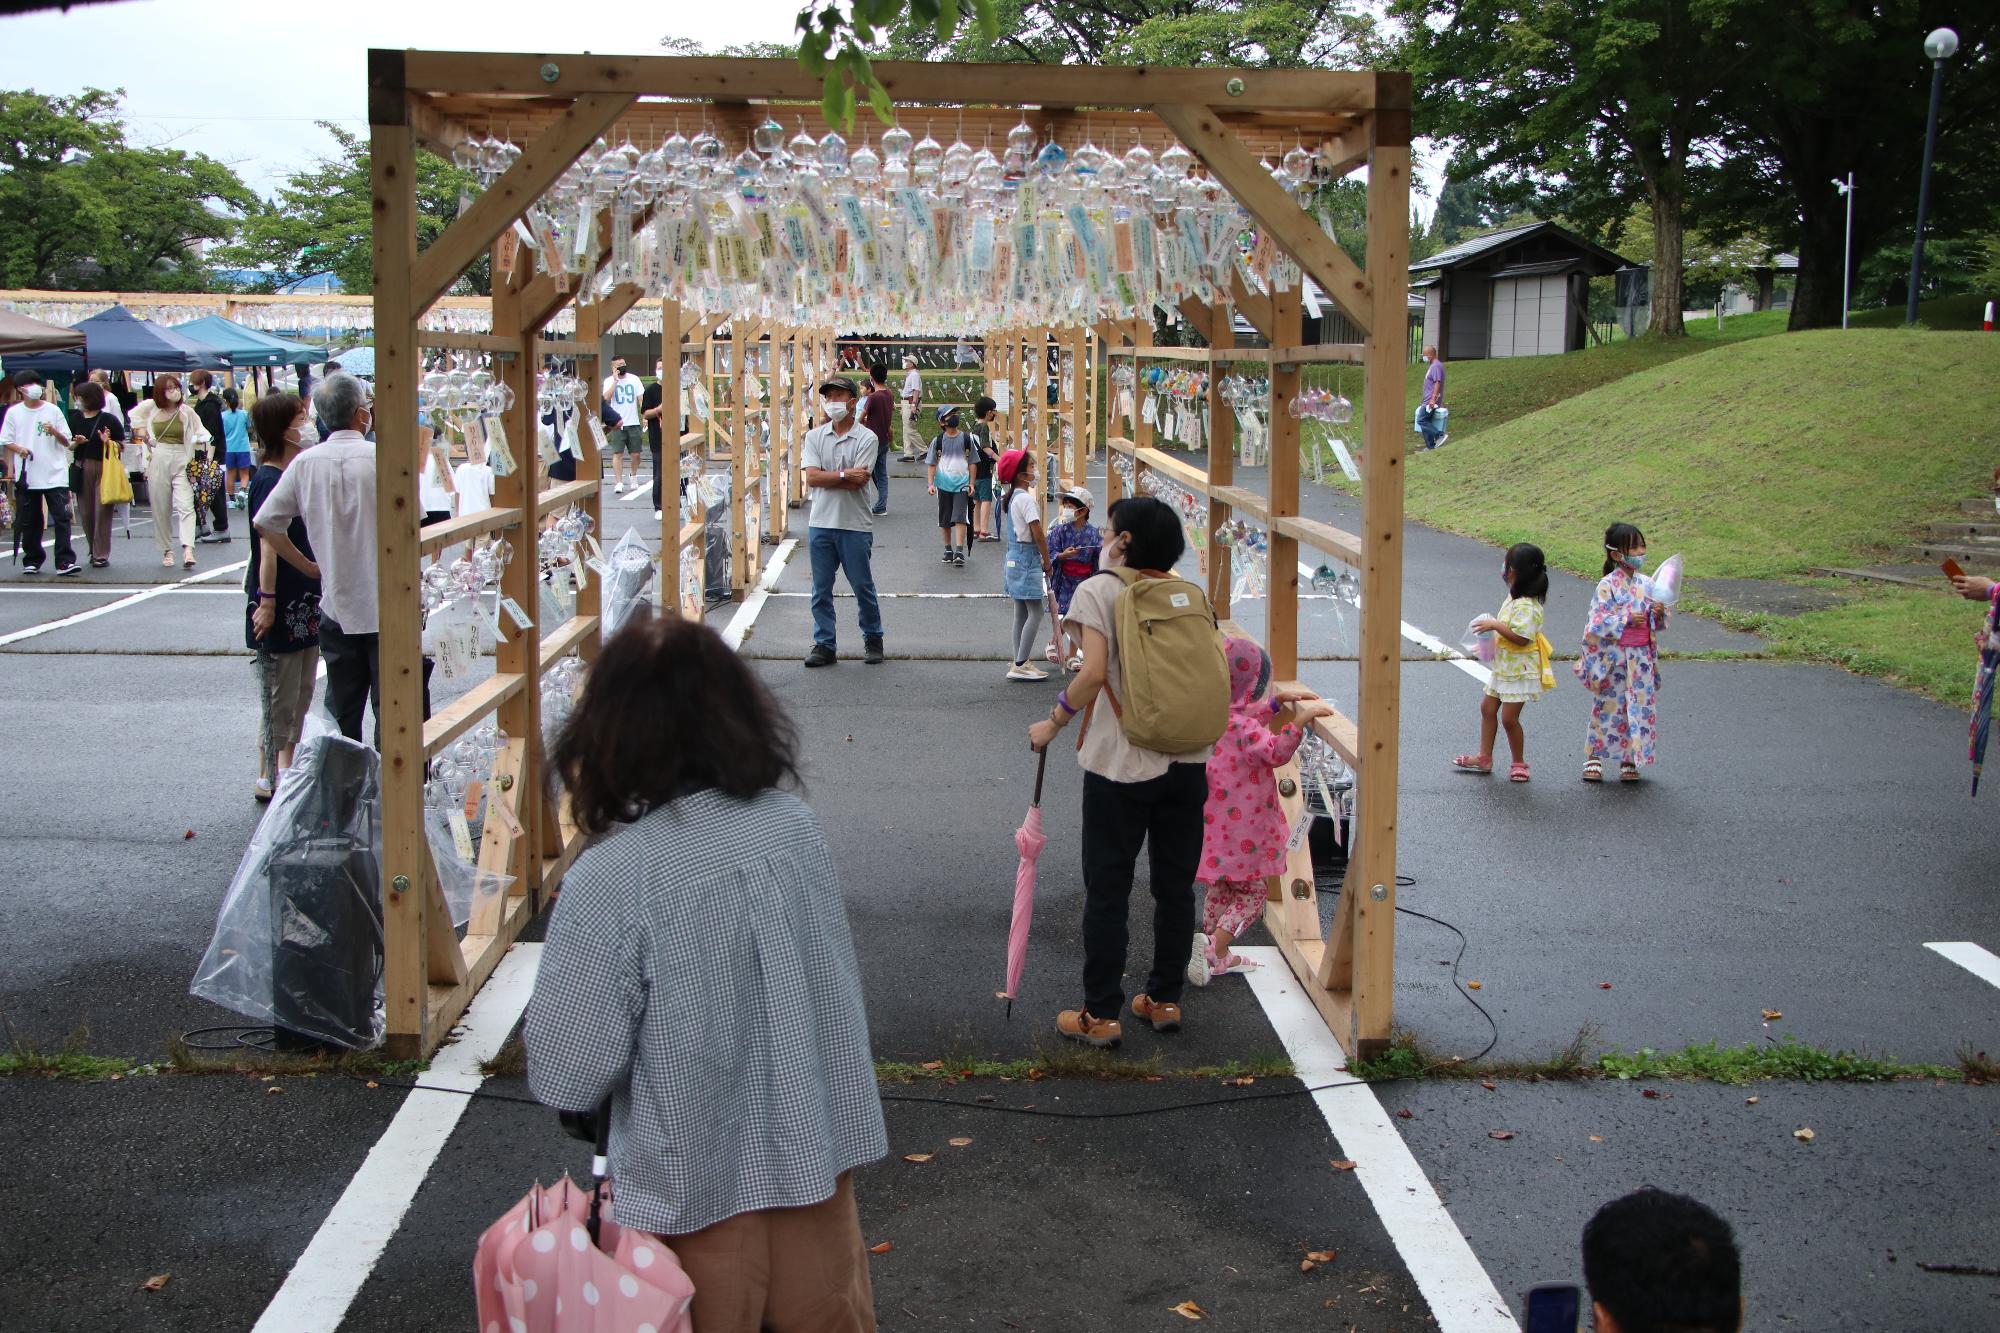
[320,617,433,745]
[17,485,74,570]
[650,440,663,512]
[1080,762,1208,1020]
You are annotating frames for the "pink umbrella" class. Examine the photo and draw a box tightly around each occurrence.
[1000,750,1050,1017]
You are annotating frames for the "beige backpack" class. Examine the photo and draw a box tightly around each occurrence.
[1092,567,1229,754]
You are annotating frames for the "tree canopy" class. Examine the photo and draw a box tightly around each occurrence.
[0,88,256,291]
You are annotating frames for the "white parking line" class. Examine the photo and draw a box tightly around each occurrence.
[251,943,541,1333]
[1241,949,1517,1331]
[0,559,249,648]
[1925,942,2000,991]
[721,537,796,650]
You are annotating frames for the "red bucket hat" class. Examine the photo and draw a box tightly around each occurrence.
[996,448,1030,485]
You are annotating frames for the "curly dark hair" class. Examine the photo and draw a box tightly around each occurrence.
[550,616,801,836]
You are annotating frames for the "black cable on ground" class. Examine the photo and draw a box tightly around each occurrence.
[177,1024,277,1052]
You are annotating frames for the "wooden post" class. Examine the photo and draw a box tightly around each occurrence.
[1131,317,1154,456]
[1201,302,1237,619]
[1067,326,1089,487]
[573,303,606,663]
[730,325,751,592]
[1329,81,1413,1057]
[659,297,683,613]
[490,242,545,905]
[369,61,435,1059]
[1268,284,1303,682]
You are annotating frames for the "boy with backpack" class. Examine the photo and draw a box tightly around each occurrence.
[1027,495,1248,1048]
[924,406,976,566]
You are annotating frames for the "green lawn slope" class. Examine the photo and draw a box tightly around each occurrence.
[1399,328,2000,703]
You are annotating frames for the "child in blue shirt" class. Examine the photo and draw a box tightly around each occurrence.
[1045,485,1102,669]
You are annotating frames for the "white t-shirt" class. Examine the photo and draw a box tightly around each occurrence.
[419,452,453,515]
[453,462,495,515]
[1005,488,1040,542]
[1,401,73,489]
[603,372,644,428]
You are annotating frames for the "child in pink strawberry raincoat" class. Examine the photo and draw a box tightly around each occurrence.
[1188,636,1335,985]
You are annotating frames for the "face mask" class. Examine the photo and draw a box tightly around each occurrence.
[1628,553,1648,571]
[824,400,850,420]
[1059,506,1080,524]
[21,385,43,402]
[166,389,182,404]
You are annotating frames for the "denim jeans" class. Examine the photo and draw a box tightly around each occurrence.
[870,443,890,514]
[1417,405,1444,450]
[808,527,884,651]
[1079,762,1208,1020]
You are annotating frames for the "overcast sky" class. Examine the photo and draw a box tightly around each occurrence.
[5,0,1438,210]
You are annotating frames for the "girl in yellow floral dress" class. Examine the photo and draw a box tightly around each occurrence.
[1453,542,1551,782]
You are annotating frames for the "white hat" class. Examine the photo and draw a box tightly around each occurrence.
[1061,485,1094,509]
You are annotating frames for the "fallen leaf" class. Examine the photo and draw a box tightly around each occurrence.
[1466,980,1482,990]
[1745,1096,1760,1105]
[869,1241,893,1255]
[1222,1076,1255,1087]
[1641,1089,1661,1099]
[1794,1127,1816,1143]
[141,1274,171,1292]
[364,1081,379,1090]
[947,1137,974,1147]
[1395,1109,1413,1119]
[1027,1067,1045,1081]
[921,1061,944,1071]
[1588,1135,1603,1143]
[1480,1081,1496,1091]
[844,735,854,742]
[1329,1159,1357,1171]
[902,1153,934,1163]
[266,1086,284,1095]
[1307,1250,1336,1263]
[1300,1259,1317,1272]
[1598,982,1614,990]
[1170,1300,1206,1320]
[1488,1130,1515,1140]
[1762,1009,1783,1021]
[182,830,196,840]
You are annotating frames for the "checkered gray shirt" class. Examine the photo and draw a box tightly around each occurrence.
[524,788,888,1236]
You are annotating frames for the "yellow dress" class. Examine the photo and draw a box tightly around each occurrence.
[1485,596,1547,703]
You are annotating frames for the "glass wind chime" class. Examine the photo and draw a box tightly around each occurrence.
[419,352,519,478]
[1219,370,1270,466]
[1290,379,1355,483]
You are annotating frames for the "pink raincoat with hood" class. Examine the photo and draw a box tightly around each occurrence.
[1199,635,1308,886]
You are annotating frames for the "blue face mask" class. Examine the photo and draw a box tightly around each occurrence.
[1626,553,1648,571]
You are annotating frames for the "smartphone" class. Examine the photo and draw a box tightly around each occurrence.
[1941,558,1967,581]
[1523,1283,1583,1333]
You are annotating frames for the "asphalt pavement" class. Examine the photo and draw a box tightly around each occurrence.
[1,452,1994,1331]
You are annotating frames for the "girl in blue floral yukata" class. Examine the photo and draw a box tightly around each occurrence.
[1576,522,1666,782]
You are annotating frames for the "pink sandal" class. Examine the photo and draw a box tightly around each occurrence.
[1451,753,1493,774]
[1509,762,1531,782]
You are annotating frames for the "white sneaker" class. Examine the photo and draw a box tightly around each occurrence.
[615,480,631,494]
[654,509,664,520]
[1005,664,1048,681]
[1186,932,1212,988]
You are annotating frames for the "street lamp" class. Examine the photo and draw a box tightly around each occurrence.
[1906,26,1959,325]
[1833,175,1855,329]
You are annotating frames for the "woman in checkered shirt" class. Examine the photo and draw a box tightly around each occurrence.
[526,616,888,1331]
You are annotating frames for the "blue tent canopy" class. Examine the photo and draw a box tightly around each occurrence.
[168,315,322,368]
[8,304,230,374]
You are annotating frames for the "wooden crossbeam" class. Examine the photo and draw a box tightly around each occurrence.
[1153,103,1372,336]
[1230,270,1275,342]
[412,92,635,314]
[399,52,1381,112]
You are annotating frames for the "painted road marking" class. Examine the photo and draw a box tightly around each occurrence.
[1241,948,1516,1331]
[250,943,541,1333]
[1296,558,1492,686]
[0,585,242,595]
[1925,942,2000,992]
[721,537,796,650]
[0,559,249,648]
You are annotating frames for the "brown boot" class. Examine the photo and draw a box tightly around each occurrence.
[1056,1009,1122,1049]
[1131,994,1183,1033]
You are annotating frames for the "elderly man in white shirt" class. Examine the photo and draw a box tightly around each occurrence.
[898,357,923,461]
[2,371,80,574]
[253,372,396,741]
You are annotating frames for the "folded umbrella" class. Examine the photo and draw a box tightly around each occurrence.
[999,749,1049,1018]
[1972,589,1998,796]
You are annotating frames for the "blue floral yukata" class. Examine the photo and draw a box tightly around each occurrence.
[1575,566,1660,767]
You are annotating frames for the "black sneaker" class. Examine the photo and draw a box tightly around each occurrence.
[21,565,42,575]
[941,549,954,563]
[56,563,80,577]
[952,550,965,567]
[864,636,885,665]
[803,644,837,668]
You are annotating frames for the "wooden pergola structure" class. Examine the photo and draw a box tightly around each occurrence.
[367,49,1409,1060]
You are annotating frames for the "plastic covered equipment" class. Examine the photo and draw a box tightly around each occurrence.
[190,718,385,1049]
[1461,617,1498,665]
[1648,552,1685,608]
[602,526,657,637]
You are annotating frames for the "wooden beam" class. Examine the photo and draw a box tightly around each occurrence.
[412,92,635,314]
[1317,126,1370,179]
[369,86,430,1059]
[407,94,473,161]
[1267,282,1303,681]
[1201,295,1237,620]
[660,297,683,613]
[397,51,1382,112]
[1230,270,1275,343]
[1153,103,1372,336]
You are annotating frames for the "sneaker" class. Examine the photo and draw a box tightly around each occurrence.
[1438,433,1450,446]
[56,563,80,577]
[21,565,42,575]
[864,636,885,665]
[952,550,965,567]
[654,510,664,520]
[803,644,837,668]
[253,777,273,803]
[1186,933,1212,988]
[1005,664,1048,681]
[941,549,955,564]
[1131,993,1183,1033]
[1056,1009,1122,1049]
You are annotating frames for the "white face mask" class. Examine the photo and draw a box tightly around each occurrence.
[1059,505,1080,524]
[21,385,43,402]
[824,400,850,420]
[165,389,182,404]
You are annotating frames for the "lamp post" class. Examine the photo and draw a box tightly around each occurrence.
[1833,175,1855,330]
[1906,26,1959,325]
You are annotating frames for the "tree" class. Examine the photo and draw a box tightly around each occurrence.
[1709,4,1999,328]
[85,146,258,290]
[1431,173,1519,247]
[1392,0,1744,337]
[220,124,486,295]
